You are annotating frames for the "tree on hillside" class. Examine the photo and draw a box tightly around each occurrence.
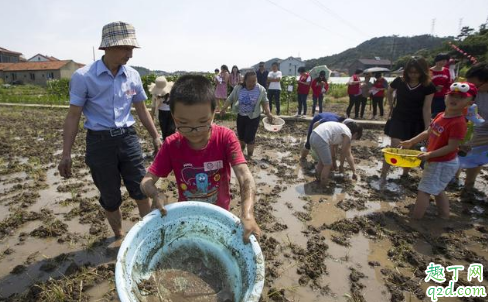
[456,26,475,41]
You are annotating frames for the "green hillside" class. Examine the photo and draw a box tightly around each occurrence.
[305,35,452,70]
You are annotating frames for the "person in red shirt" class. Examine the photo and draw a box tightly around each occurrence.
[400,82,477,219]
[296,67,311,116]
[370,72,388,119]
[140,75,261,243]
[346,69,363,118]
[430,53,452,118]
[311,71,329,115]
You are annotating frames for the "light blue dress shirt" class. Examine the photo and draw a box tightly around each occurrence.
[69,59,147,130]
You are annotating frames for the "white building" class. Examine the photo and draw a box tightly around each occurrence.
[279,57,305,76]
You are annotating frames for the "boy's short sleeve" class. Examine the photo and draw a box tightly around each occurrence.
[148,140,173,177]
[225,130,246,166]
[448,118,467,141]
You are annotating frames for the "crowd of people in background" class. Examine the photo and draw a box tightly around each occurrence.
[142,51,488,223]
[58,20,488,242]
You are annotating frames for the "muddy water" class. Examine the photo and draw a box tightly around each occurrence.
[137,248,234,302]
[2,108,488,301]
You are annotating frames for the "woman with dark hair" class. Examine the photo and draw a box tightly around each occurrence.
[220,71,273,157]
[430,53,452,117]
[380,57,436,183]
[311,71,329,115]
[346,69,363,118]
[229,65,242,89]
[296,66,311,116]
[215,64,230,111]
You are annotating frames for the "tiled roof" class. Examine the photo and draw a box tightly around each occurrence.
[0,47,22,55]
[2,60,72,71]
[358,59,391,65]
[0,63,14,71]
[28,54,60,61]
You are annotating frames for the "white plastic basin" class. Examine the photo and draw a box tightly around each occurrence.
[115,201,265,302]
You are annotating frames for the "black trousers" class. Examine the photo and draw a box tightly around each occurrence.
[346,94,360,118]
[158,110,175,140]
[372,96,384,117]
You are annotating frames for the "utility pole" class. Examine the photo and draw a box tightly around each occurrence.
[92,46,95,62]
[431,18,436,36]
[458,18,463,33]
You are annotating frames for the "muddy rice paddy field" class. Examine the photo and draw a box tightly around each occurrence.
[0,106,487,302]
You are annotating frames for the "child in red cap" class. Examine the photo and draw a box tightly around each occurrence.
[400,82,477,219]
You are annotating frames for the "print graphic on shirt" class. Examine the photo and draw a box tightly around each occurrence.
[431,74,449,80]
[239,89,259,113]
[431,121,445,137]
[180,163,221,204]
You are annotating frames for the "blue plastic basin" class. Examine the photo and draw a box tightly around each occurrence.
[115,201,265,302]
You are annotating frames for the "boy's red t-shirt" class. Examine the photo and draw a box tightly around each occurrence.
[148,124,246,210]
[427,113,467,162]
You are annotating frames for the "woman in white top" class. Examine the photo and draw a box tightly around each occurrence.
[310,121,362,186]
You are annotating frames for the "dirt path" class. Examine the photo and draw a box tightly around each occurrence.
[0,106,487,301]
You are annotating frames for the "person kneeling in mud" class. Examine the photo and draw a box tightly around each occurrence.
[300,112,349,160]
[310,121,363,186]
[140,75,261,243]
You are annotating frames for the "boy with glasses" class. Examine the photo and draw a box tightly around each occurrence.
[141,75,261,243]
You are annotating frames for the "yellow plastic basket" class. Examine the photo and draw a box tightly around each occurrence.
[382,148,422,168]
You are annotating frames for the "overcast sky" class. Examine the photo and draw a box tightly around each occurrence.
[3,0,487,72]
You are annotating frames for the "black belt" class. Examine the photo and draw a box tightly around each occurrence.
[87,126,135,137]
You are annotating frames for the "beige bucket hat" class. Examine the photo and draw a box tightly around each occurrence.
[149,76,174,96]
[99,21,140,50]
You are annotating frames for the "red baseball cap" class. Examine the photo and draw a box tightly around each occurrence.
[448,82,478,97]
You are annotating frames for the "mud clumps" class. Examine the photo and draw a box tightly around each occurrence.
[10,264,27,275]
[12,263,116,301]
[381,268,425,301]
[259,235,282,284]
[293,234,328,290]
[30,219,68,238]
[39,253,71,273]
[349,268,367,302]
[0,210,43,239]
[336,197,367,212]
[268,222,288,232]
[56,182,86,193]
[293,211,311,222]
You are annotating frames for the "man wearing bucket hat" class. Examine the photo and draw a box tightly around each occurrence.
[58,21,162,239]
[150,76,175,140]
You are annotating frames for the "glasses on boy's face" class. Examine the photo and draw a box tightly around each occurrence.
[176,125,211,133]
